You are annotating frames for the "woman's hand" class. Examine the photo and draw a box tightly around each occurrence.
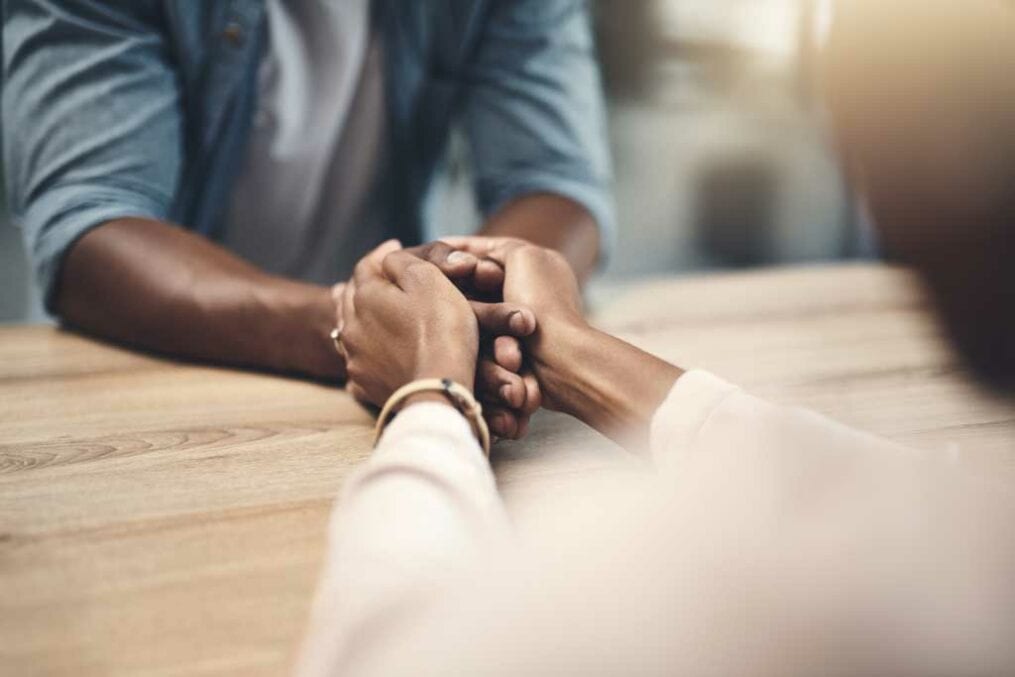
[337,241,479,408]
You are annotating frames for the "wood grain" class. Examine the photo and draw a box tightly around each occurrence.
[1,263,1012,676]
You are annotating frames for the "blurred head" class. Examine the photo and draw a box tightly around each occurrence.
[823,0,1015,392]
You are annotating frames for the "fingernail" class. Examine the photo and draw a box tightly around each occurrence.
[447,251,474,265]
[509,311,528,334]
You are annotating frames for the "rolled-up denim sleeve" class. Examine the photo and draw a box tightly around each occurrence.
[2,0,182,310]
[463,0,615,259]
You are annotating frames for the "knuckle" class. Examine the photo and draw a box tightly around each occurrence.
[480,359,500,377]
[547,249,568,265]
[426,242,450,261]
[405,260,437,283]
[341,326,362,353]
[381,249,402,265]
[353,258,372,279]
[535,246,565,265]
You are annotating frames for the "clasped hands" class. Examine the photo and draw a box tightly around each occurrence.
[332,237,586,440]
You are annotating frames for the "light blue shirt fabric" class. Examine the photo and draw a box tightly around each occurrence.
[1,0,614,309]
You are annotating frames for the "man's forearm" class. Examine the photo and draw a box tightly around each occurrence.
[57,218,344,379]
[478,194,600,284]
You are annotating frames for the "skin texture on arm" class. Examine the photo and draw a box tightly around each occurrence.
[57,218,344,379]
[535,322,684,449]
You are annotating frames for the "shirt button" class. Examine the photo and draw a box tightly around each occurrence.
[223,21,245,47]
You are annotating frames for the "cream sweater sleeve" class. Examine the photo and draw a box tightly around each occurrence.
[646,370,1015,675]
[294,402,508,677]
[649,369,911,469]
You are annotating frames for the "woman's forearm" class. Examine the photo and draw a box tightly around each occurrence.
[295,401,508,677]
[533,319,684,449]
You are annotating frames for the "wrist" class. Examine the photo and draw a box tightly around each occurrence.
[535,322,684,449]
[376,378,491,455]
[402,391,456,409]
[412,357,476,394]
[530,319,606,414]
[256,279,346,380]
[529,314,596,396]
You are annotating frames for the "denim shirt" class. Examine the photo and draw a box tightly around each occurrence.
[1,0,613,308]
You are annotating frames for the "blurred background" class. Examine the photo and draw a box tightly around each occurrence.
[0,0,865,323]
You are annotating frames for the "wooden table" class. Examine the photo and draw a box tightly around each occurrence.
[2,263,1013,676]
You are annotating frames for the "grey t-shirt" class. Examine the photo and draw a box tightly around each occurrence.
[223,0,392,285]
